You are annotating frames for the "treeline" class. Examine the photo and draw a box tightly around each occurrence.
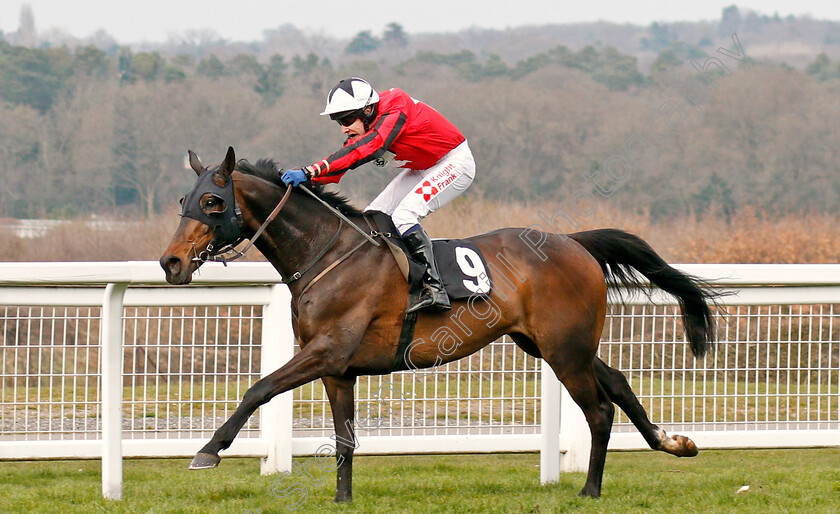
[0,38,649,112]
[1,36,840,221]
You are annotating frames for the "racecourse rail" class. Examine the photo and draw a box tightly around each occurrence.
[0,262,838,499]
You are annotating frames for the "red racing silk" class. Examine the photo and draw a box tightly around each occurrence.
[309,88,465,184]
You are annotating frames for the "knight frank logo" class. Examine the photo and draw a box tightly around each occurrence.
[416,164,457,201]
[415,181,439,201]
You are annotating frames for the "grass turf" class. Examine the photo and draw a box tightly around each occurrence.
[1,448,838,513]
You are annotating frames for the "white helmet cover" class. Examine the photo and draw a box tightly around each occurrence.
[320,77,379,117]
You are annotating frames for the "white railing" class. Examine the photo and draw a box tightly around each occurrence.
[1,262,839,499]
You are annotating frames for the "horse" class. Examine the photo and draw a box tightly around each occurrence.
[160,147,718,501]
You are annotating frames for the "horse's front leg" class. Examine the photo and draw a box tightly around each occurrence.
[322,375,357,503]
[190,341,339,469]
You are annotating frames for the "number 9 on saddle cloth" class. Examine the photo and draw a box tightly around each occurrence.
[367,211,492,301]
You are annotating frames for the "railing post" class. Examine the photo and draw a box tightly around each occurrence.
[559,384,590,472]
[101,282,127,500]
[540,360,560,484]
[260,284,294,475]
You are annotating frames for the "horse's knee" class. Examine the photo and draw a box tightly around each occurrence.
[242,379,273,407]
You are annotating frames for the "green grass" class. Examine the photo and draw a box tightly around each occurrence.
[1,449,839,513]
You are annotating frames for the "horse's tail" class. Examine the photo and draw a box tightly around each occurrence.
[568,228,718,357]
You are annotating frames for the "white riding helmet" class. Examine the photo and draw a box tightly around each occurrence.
[320,77,379,118]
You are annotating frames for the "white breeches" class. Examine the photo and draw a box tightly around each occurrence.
[364,141,475,235]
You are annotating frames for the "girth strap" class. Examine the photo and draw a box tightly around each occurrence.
[391,311,419,372]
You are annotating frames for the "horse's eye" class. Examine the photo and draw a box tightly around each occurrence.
[201,195,226,214]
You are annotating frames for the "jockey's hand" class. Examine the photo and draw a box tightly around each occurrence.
[281,168,310,187]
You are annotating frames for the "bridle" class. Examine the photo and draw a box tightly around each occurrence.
[181,170,379,284]
[188,186,293,266]
[179,166,246,264]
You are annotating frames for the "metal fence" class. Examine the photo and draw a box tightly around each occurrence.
[1,262,839,497]
[1,304,264,442]
[604,303,839,436]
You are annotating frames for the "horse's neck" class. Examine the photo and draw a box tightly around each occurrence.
[247,188,347,281]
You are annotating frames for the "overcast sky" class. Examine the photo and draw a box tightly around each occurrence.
[2,1,839,43]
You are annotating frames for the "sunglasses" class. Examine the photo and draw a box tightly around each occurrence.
[335,115,359,127]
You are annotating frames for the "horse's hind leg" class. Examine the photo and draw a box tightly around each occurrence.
[593,358,697,457]
[516,331,615,496]
[553,361,615,498]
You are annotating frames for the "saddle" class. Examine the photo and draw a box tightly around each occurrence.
[364,212,493,372]
[365,211,493,300]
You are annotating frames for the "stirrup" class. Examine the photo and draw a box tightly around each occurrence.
[408,285,451,313]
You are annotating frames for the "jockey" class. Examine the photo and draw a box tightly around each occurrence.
[281,77,475,313]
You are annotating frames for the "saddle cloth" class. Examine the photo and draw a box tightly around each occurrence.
[365,211,492,300]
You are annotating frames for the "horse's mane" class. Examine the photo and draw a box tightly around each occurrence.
[234,158,363,216]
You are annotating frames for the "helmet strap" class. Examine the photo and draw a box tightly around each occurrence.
[361,104,377,131]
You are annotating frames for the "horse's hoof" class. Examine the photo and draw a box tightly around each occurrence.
[672,435,698,457]
[659,433,699,457]
[189,452,221,470]
[578,487,601,498]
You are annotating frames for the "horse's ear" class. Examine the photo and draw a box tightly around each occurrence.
[220,146,236,178]
[188,150,203,176]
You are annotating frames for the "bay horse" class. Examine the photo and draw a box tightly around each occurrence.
[160,147,717,501]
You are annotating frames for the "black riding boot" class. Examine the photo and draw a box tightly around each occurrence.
[402,228,451,313]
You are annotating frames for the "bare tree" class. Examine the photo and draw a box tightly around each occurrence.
[112,79,265,218]
[0,104,41,217]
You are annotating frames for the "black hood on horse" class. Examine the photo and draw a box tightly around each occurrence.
[179,161,244,258]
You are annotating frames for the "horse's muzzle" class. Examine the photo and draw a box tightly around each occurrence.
[160,254,195,285]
